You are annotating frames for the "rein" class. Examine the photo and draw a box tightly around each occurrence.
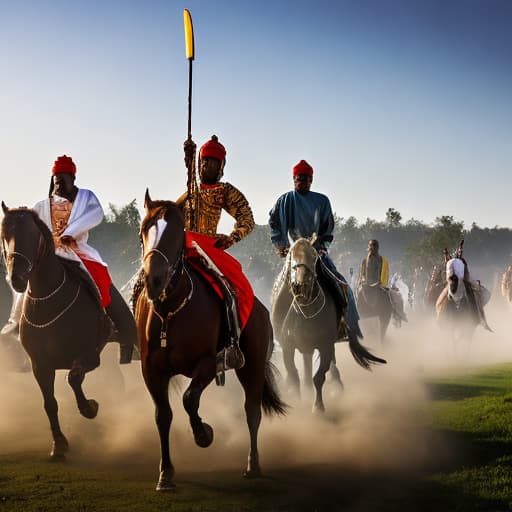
[143,248,184,301]
[287,259,326,319]
[27,268,66,301]
[22,281,82,329]
[4,250,33,274]
[152,265,194,348]
[291,282,326,319]
[141,209,195,347]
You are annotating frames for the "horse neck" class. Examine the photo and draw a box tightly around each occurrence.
[161,257,190,307]
[27,246,64,298]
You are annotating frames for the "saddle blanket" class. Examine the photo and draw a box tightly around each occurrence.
[185,231,254,330]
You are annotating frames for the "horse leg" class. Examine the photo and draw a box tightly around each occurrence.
[32,364,69,460]
[379,311,392,346]
[302,351,313,391]
[236,358,265,479]
[182,356,216,449]
[145,371,175,491]
[67,359,98,419]
[282,344,300,397]
[312,346,334,414]
[328,354,344,391]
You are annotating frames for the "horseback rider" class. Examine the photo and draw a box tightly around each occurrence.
[359,240,389,288]
[358,239,408,325]
[175,135,255,371]
[446,240,492,331]
[268,159,361,339]
[3,155,136,363]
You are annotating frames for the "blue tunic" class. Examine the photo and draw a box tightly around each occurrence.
[268,190,334,250]
[269,189,361,336]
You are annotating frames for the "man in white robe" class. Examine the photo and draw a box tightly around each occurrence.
[3,155,136,363]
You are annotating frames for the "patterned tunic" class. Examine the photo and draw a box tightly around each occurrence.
[176,182,254,242]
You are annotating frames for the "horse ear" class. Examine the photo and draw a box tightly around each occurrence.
[310,232,318,246]
[1,201,8,214]
[144,189,152,210]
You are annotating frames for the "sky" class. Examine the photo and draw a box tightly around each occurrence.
[0,0,511,229]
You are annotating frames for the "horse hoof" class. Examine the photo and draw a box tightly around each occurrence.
[49,452,66,462]
[194,422,214,448]
[49,440,69,461]
[80,399,99,419]
[156,473,176,492]
[312,403,325,415]
[243,468,262,479]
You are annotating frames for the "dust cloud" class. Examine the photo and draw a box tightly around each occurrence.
[1,296,511,477]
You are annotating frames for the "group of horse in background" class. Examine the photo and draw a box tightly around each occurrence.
[0,197,508,491]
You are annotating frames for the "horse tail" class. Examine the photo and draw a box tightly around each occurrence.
[348,332,386,370]
[262,360,288,416]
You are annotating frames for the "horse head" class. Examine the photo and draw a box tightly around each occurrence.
[141,189,185,302]
[288,238,318,302]
[1,203,51,293]
[446,258,465,305]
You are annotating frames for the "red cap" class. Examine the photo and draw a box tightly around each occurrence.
[52,155,76,175]
[199,135,226,161]
[292,160,313,177]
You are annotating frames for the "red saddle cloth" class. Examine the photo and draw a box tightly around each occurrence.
[185,231,254,330]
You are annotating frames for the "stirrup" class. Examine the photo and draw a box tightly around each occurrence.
[216,344,245,373]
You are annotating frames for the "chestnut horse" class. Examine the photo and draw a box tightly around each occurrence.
[136,191,286,491]
[1,204,115,459]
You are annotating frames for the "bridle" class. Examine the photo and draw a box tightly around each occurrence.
[2,229,37,280]
[143,246,185,302]
[2,218,80,329]
[287,251,326,319]
[3,248,33,275]
[141,216,193,347]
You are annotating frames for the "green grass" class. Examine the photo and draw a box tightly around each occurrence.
[4,365,512,511]
[425,363,512,511]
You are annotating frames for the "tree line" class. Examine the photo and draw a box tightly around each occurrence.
[2,203,511,320]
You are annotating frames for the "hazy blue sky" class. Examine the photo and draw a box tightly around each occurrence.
[1,0,511,229]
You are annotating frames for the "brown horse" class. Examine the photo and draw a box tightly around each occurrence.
[136,191,286,491]
[0,203,119,459]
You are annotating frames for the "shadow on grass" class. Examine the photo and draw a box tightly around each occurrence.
[424,428,512,512]
[426,382,501,401]
[181,463,501,512]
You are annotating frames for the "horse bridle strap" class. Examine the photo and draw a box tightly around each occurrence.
[291,285,326,319]
[4,250,33,274]
[144,248,184,296]
[27,268,66,301]
[22,282,81,329]
[152,266,194,348]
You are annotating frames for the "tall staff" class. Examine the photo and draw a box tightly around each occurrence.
[183,8,198,231]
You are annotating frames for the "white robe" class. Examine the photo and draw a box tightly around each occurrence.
[33,189,107,267]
